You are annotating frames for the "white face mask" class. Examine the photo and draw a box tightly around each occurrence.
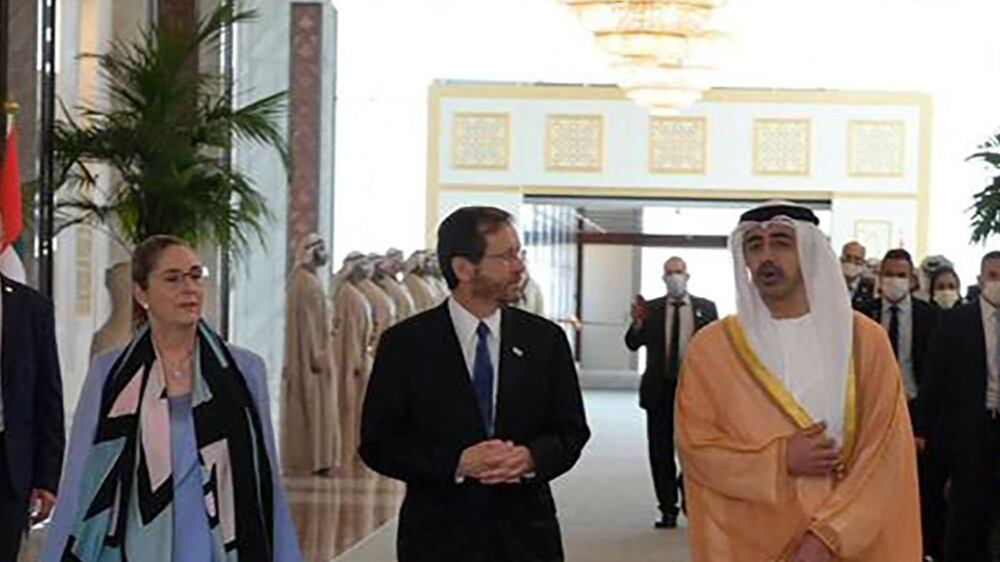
[881,277,910,302]
[663,273,688,297]
[933,289,961,309]
[982,281,1000,306]
[841,262,863,280]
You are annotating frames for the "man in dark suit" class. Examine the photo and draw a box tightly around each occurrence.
[0,273,65,561]
[840,240,875,311]
[360,206,590,562]
[625,256,717,529]
[916,251,1000,562]
[861,249,939,405]
[863,248,941,560]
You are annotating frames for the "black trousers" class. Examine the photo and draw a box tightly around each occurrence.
[944,415,1000,562]
[910,400,947,559]
[0,440,28,562]
[646,383,679,517]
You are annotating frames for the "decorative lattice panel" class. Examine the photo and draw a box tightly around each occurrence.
[451,112,510,170]
[753,118,811,176]
[649,116,707,174]
[546,114,604,172]
[848,120,905,177]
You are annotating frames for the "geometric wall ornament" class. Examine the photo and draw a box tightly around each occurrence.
[545,114,604,172]
[848,120,906,178]
[451,112,511,170]
[753,118,811,176]
[75,226,93,316]
[649,116,707,174]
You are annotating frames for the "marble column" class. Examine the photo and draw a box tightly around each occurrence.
[231,0,336,428]
[287,3,323,272]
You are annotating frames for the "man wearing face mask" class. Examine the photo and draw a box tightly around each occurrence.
[864,248,941,560]
[840,241,874,311]
[865,249,939,411]
[625,256,717,529]
[914,251,1000,562]
[915,251,1000,562]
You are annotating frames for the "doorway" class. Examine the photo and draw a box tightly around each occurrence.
[522,196,832,388]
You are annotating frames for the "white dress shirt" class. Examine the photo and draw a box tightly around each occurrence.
[982,297,1000,410]
[881,296,917,400]
[664,294,694,364]
[448,297,501,417]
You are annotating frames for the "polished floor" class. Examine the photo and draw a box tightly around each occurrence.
[21,390,690,561]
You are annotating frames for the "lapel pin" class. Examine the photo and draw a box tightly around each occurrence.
[3,287,11,294]
[512,346,524,357]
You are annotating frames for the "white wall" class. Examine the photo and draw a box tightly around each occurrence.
[580,244,639,373]
[437,96,923,194]
[330,0,1000,291]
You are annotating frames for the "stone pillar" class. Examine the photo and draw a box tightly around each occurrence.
[287,3,324,272]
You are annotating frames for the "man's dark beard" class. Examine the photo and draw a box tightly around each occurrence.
[471,271,517,304]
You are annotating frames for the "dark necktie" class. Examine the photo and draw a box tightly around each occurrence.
[473,323,495,435]
[889,305,900,358]
[667,301,684,379]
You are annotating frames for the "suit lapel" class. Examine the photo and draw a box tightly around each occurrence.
[494,309,528,436]
[434,303,491,437]
[691,296,708,330]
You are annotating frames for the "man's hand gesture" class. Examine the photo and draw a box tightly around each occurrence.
[787,422,841,477]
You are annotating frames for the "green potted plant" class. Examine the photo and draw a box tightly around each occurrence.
[969,133,1000,243]
[52,1,287,350]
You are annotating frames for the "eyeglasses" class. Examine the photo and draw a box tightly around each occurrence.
[482,249,527,265]
[152,265,209,289]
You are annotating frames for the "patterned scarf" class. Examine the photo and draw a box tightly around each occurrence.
[62,322,274,561]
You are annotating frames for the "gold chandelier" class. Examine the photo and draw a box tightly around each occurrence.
[560,0,728,114]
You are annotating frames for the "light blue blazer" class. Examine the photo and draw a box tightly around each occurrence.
[40,345,302,562]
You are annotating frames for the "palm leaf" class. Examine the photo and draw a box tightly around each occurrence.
[52,0,286,259]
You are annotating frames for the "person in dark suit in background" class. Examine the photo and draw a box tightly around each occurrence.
[360,206,590,562]
[841,240,876,311]
[916,251,1000,562]
[863,248,941,560]
[625,256,717,529]
[0,272,65,561]
[862,249,940,409]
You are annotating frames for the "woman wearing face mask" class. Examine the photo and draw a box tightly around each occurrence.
[42,235,302,562]
[929,267,963,311]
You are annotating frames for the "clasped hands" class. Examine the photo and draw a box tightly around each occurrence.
[785,422,839,562]
[457,440,535,485]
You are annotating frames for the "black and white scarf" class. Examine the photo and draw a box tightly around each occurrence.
[62,322,274,561]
